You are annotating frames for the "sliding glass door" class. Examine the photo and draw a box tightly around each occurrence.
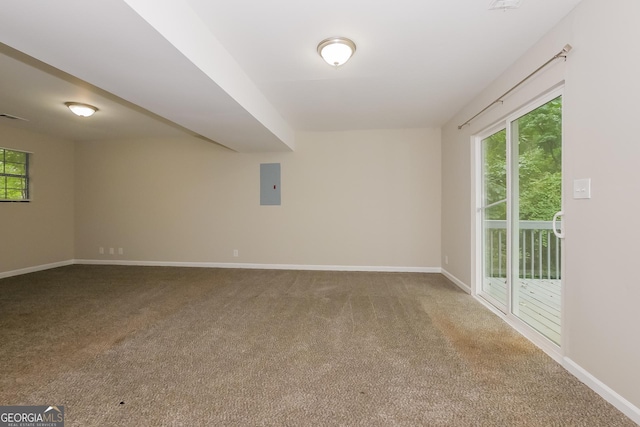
[478,89,563,346]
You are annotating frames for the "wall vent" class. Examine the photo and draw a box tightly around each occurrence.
[0,113,29,121]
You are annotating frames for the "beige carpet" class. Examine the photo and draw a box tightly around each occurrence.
[0,265,635,426]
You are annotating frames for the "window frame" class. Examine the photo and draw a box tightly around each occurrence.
[0,147,31,202]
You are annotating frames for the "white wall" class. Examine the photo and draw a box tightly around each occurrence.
[75,128,441,269]
[0,125,75,274]
[442,0,640,415]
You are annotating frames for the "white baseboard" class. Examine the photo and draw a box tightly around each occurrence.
[0,259,75,279]
[441,268,471,293]
[74,259,441,273]
[563,357,640,425]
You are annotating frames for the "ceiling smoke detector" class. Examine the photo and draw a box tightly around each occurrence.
[489,0,523,10]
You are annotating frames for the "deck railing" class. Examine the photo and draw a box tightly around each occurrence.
[484,220,562,280]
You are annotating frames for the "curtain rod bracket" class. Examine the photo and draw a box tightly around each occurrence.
[457,44,572,130]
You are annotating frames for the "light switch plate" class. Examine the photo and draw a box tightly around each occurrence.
[573,178,591,199]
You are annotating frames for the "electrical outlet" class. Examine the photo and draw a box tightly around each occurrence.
[445,256,449,265]
[233,249,239,257]
[99,247,104,255]
[109,247,115,255]
[118,248,124,255]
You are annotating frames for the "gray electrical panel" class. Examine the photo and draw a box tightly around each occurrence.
[260,163,281,206]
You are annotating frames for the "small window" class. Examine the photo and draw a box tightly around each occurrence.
[0,148,30,202]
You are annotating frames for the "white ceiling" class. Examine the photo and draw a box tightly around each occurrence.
[0,0,582,152]
[0,44,195,144]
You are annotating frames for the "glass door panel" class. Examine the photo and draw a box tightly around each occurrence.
[480,129,508,309]
[511,96,562,345]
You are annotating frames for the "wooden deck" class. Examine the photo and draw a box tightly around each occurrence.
[484,277,561,345]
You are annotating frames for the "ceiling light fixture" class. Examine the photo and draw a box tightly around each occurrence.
[65,102,98,117]
[317,37,356,67]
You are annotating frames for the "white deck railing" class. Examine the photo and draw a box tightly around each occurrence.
[485,220,562,280]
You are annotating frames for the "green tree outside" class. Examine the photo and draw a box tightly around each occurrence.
[483,96,562,279]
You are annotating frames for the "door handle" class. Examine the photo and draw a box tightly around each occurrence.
[552,211,564,239]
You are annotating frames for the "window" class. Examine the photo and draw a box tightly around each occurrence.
[0,148,30,201]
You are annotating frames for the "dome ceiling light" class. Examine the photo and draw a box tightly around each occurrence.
[317,37,356,67]
[65,102,98,117]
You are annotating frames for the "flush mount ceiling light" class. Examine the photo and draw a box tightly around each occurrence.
[489,0,523,10]
[65,102,98,117]
[317,37,356,67]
